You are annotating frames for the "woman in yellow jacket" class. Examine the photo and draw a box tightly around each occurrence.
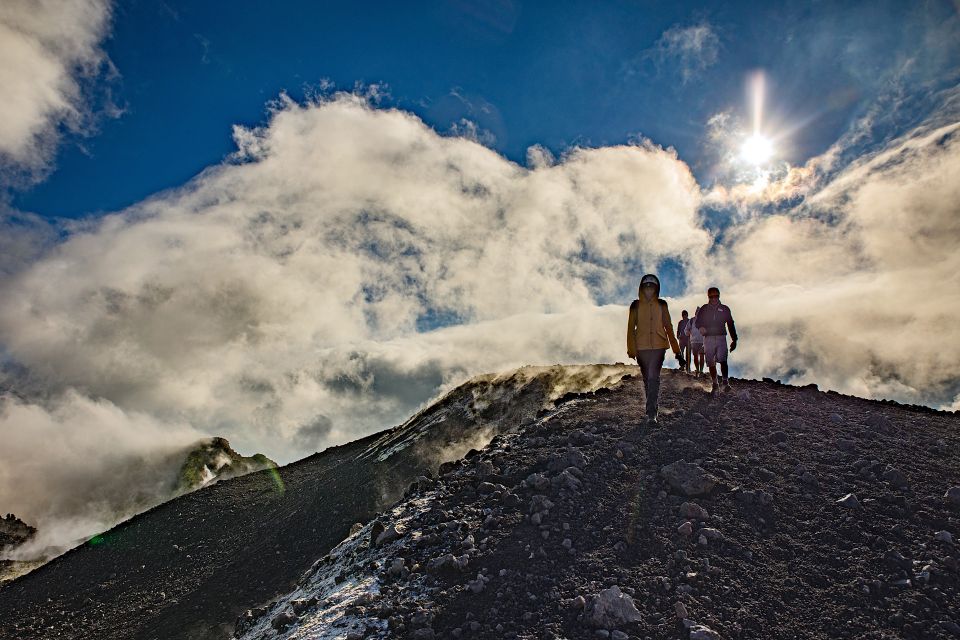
[626,273,684,424]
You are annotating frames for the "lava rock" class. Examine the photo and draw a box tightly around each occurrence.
[689,623,722,640]
[882,466,909,490]
[679,502,710,520]
[837,493,861,509]
[945,486,960,507]
[660,460,718,496]
[584,585,642,628]
[271,610,296,630]
[375,524,403,547]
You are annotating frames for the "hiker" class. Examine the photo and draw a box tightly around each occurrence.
[676,310,691,373]
[626,274,685,424]
[694,287,738,395]
[687,305,705,377]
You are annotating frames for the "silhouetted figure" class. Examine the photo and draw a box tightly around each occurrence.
[626,274,684,424]
[676,310,691,373]
[687,305,705,377]
[695,286,738,395]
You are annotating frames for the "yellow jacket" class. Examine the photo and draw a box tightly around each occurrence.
[627,297,682,357]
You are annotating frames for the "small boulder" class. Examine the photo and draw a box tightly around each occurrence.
[945,486,960,507]
[767,430,788,444]
[674,601,688,619]
[271,610,297,630]
[375,524,403,546]
[660,460,717,496]
[679,502,710,520]
[369,521,385,546]
[689,623,722,640]
[882,466,909,490]
[524,473,551,492]
[837,493,861,509]
[584,585,642,628]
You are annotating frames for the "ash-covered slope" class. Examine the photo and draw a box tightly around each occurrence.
[236,372,960,640]
[0,436,276,585]
[0,364,634,640]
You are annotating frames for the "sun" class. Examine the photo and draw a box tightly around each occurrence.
[740,133,774,166]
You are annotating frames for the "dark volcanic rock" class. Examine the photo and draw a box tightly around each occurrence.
[660,460,718,496]
[3,368,960,640]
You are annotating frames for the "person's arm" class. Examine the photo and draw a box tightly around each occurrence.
[695,307,707,335]
[626,301,638,358]
[662,304,682,355]
[726,306,738,347]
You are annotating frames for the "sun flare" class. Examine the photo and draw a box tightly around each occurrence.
[740,133,774,166]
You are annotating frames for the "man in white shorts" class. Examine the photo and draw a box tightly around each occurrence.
[694,287,738,395]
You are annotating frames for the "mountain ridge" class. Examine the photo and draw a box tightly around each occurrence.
[1,365,958,639]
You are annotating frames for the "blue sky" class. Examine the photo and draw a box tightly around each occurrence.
[12,0,958,220]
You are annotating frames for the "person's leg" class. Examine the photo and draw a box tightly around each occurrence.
[717,338,731,389]
[683,343,691,372]
[636,349,665,421]
[636,351,651,417]
[645,348,666,420]
[704,336,719,392]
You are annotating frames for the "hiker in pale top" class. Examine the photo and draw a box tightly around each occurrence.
[687,305,705,378]
[694,287,738,395]
[676,310,691,373]
[626,274,684,425]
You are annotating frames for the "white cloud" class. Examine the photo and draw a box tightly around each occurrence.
[652,22,720,83]
[708,119,960,407]
[0,0,116,184]
[0,92,710,470]
[0,390,202,560]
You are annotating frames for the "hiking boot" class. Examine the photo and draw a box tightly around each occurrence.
[723,380,732,392]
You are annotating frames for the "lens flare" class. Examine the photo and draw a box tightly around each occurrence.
[740,134,774,165]
[734,71,777,167]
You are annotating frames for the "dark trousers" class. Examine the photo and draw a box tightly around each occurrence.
[636,348,666,418]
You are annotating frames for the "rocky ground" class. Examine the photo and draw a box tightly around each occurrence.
[0,364,633,640]
[235,370,960,640]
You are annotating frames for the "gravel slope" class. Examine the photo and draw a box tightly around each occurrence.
[0,364,632,640]
[243,370,960,640]
[4,367,960,639]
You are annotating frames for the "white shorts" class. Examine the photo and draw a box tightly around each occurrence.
[703,335,728,366]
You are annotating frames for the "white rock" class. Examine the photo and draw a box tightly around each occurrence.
[585,585,643,628]
[689,623,722,640]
